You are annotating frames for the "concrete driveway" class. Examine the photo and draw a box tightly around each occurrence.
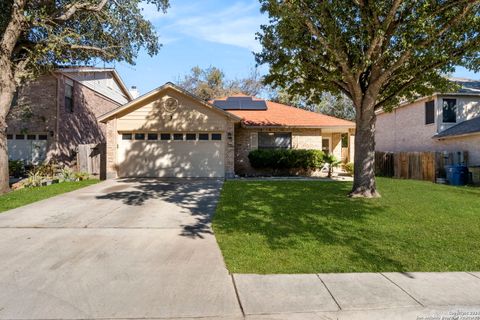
[0,179,242,319]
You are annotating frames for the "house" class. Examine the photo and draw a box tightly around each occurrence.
[375,78,480,168]
[6,67,132,165]
[98,82,355,178]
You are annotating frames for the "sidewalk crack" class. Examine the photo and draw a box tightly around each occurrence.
[380,273,424,307]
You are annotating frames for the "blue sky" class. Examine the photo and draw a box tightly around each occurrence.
[101,0,479,95]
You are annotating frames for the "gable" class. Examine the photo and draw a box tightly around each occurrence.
[116,87,231,132]
[62,71,130,104]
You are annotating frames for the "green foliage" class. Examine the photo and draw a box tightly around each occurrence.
[24,171,43,188]
[256,1,480,111]
[2,0,170,82]
[74,171,90,181]
[59,167,76,181]
[344,162,354,176]
[213,178,480,273]
[8,160,24,178]
[177,66,266,100]
[248,149,324,170]
[323,154,342,178]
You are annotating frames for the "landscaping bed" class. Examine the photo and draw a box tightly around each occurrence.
[213,178,480,273]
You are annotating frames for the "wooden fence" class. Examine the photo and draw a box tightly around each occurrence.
[375,151,469,182]
[76,143,106,179]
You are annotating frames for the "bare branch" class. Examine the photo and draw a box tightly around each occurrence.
[54,0,109,22]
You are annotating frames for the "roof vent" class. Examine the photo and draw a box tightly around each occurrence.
[212,97,267,110]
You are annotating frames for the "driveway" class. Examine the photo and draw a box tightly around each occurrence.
[0,179,242,319]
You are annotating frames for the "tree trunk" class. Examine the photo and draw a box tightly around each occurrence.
[0,64,16,194]
[349,101,380,198]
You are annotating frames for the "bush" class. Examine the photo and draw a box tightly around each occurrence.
[248,149,324,170]
[344,162,354,176]
[9,160,25,178]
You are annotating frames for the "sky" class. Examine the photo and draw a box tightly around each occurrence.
[99,0,479,96]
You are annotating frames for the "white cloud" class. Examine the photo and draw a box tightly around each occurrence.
[162,1,266,51]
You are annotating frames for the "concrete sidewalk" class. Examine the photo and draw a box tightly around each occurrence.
[233,272,480,319]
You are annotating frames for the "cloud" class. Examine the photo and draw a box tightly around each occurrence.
[160,1,267,51]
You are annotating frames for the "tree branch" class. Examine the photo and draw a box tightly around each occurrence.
[54,0,109,22]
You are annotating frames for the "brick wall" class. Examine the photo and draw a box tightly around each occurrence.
[55,74,120,163]
[7,73,121,166]
[6,75,58,155]
[234,127,324,176]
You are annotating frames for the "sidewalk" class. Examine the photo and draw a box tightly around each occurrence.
[232,272,480,319]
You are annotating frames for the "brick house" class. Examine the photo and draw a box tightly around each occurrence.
[98,82,355,178]
[375,78,480,166]
[6,67,132,165]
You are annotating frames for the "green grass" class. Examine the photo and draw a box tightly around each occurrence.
[213,178,480,273]
[0,180,99,213]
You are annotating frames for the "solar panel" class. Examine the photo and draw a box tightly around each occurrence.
[213,97,268,110]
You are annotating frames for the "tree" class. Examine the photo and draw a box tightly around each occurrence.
[0,0,169,193]
[177,66,265,100]
[270,89,355,120]
[256,0,480,197]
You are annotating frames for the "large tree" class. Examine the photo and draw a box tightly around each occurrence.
[0,0,169,193]
[256,0,480,197]
[177,66,266,101]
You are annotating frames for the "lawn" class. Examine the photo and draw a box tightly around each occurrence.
[213,178,480,273]
[0,180,99,213]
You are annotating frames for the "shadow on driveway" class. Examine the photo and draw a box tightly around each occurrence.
[95,178,223,239]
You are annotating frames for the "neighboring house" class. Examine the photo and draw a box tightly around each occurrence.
[375,78,480,166]
[98,82,355,178]
[6,67,132,165]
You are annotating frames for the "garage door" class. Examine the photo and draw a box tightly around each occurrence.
[117,132,225,178]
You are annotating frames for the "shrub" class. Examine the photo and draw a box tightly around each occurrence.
[248,149,324,171]
[9,160,25,178]
[344,162,354,176]
[323,154,342,178]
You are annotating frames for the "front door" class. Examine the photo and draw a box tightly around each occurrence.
[322,138,330,154]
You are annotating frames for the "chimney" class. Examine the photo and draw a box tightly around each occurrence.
[129,86,140,99]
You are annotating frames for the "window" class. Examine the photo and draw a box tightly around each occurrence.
[341,133,348,148]
[160,133,171,140]
[186,133,196,141]
[442,99,457,123]
[38,135,48,140]
[211,133,222,141]
[7,134,13,140]
[134,133,145,140]
[15,134,25,140]
[173,133,183,140]
[122,133,132,140]
[258,132,291,149]
[65,83,74,113]
[27,135,36,140]
[425,100,435,125]
[198,133,209,141]
[147,133,158,140]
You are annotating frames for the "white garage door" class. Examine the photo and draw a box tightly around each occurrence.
[117,132,225,178]
[7,134,48,164]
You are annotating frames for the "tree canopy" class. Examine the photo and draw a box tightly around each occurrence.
[176,66,265,101]
[256,0,480,197]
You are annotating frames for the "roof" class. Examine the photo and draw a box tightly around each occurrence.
[212,97,355,128]
[448,77,480,94]
[98,82,242,123]
[57,67,133,101]
[434,116,480,139]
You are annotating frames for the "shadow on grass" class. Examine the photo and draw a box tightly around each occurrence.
[96,178,223,239]
[213,180,407,272]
